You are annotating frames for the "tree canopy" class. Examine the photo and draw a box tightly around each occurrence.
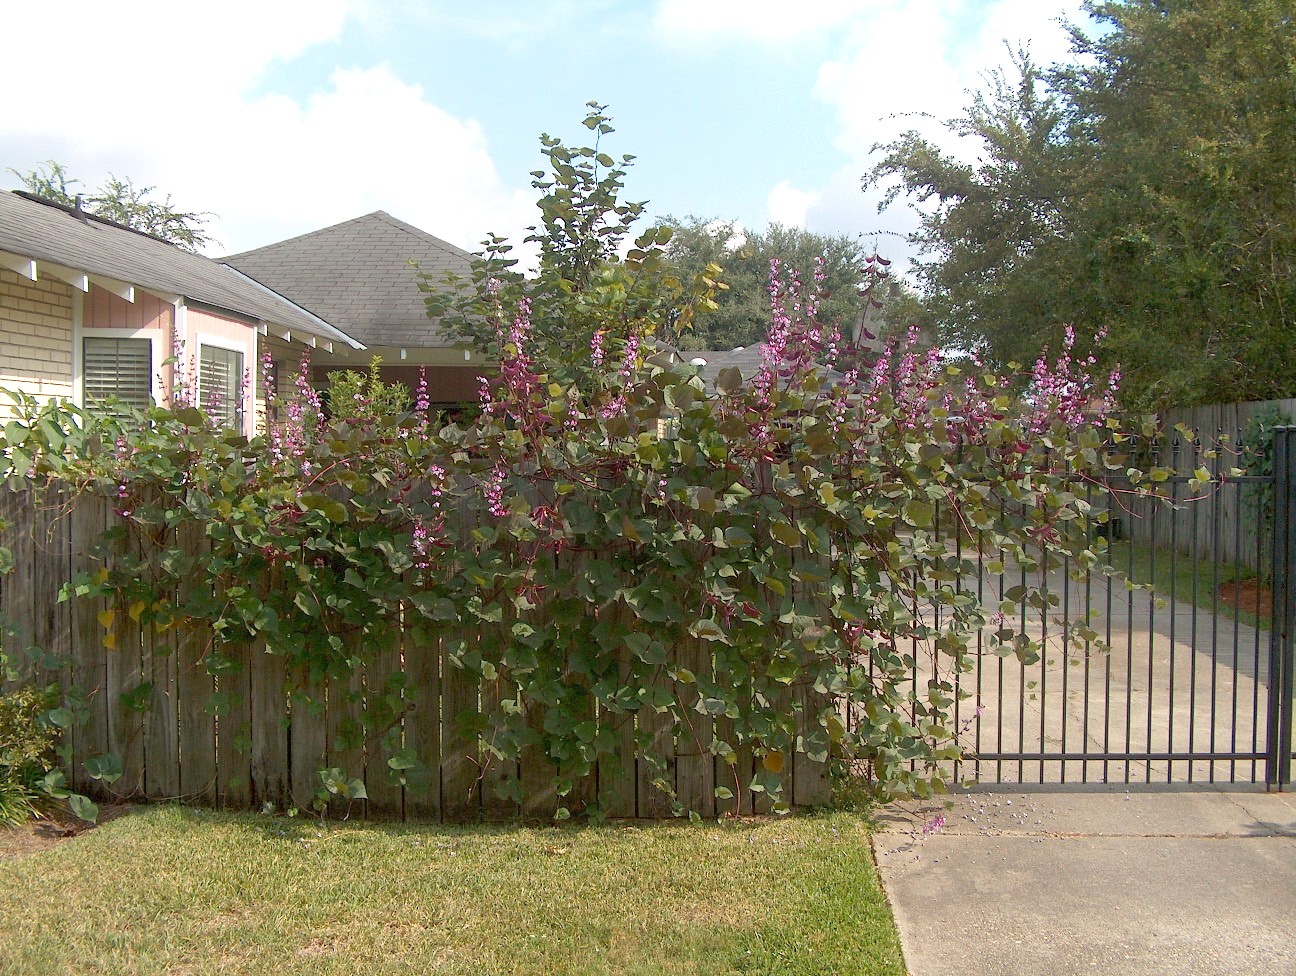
[867,0,1296,409]
[658,213,922,355]
[8,160,214,252]
[657,218,893,352]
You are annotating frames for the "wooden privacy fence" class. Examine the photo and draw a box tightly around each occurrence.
[1127,397,1296,572]
[0,489,829,819]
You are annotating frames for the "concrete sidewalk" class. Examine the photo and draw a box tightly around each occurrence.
[875,788,1296,975]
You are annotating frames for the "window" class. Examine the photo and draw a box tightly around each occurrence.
[199,344,245,430]
[82,336,153,411]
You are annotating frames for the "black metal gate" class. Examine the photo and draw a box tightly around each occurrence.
[956,427,1296,788]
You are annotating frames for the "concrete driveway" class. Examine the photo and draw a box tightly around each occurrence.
[875,787,1296,976]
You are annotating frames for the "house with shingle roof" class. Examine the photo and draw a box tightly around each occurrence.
[220,211,487,405]
[0,190,364,434]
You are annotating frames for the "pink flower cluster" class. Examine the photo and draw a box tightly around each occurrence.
[411,463,449,569]
[618,333,641,379]
[484,463,508,518]
[730,253,1122,457]
[169,335,195,409]
[480,298,547,435]
[1024,325,1120,434]
[755,258,838,397]
[267,353,323,474]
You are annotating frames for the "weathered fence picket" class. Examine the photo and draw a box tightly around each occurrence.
[289,679,327,810]
[248,640,289,810]
[216,639,252,808]
[173,521,216,803]
[364,623,406,817]
[1134,397,1296,572]
[402,621,441,819]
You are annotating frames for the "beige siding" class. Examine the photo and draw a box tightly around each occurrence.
[0,269,74,419]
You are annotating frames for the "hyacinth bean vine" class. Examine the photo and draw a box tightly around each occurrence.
[0,105,1175,814]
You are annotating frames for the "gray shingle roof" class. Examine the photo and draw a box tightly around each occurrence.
[220,211,474,349]
[0,191,362,349]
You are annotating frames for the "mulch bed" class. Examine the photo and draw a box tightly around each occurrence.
[1216,579,1273,620]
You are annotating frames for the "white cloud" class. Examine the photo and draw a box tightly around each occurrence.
[363,0,628,47]
[764,0,1083,274]
[766,182,820,229]
[697,218,748,251]
[814,0,1081,160]
[654,0,873,41]
[0,0,533,256]
[180,64,535,255]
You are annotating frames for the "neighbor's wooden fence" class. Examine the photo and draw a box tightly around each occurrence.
[1125,398,1296,572]
[0,489,828,820]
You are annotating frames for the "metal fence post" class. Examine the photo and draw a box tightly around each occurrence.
[1267,427,1295,789]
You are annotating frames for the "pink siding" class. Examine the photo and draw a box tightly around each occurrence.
[82,284,176,400]
[83,286,171,333]
[185,306,256,350]
[183,307,258,437]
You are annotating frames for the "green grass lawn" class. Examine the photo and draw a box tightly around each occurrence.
[1104,540,1268,631]
[0,806,905,976]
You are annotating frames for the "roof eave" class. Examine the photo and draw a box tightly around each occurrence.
[0,247,177,304]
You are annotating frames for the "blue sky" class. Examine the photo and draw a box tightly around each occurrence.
[1,0,1085,274]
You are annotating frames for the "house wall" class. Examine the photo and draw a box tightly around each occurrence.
[83,286,171,333]
[0,268,74,420]
[182,306,258,438]
[377,364,489,405]
[80,284,176,406]
[2,276,258,438]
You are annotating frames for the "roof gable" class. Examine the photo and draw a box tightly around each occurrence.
[221,211,474,349]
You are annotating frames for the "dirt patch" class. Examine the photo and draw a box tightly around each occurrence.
[1217,579,1272,620]
[0,804,132,862]
[0,819,72,861]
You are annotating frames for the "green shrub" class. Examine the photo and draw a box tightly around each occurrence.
[0,686,58,826]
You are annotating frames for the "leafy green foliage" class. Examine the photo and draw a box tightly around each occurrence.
[422,102,701,389]
[0,687,57,831]
[326,357,413,430]
[7,160,214,252]
[657,217,909,352]
[866,48,1076,371]
[0,109,1172,815]
[0,686,98,826]
[868,0,1296,410]
[313,767,368,819]
[0,685,100,825]
[1239,405,1293,583]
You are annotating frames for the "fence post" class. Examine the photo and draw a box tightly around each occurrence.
[1266,427,1295,789]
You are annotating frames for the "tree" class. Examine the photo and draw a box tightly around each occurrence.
[422,103,706,389]
[1058,0,1296,408]
[8,160,214,252]
[658,217,906,352]
[867,1,1296,409]
[865,48,1085,368]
